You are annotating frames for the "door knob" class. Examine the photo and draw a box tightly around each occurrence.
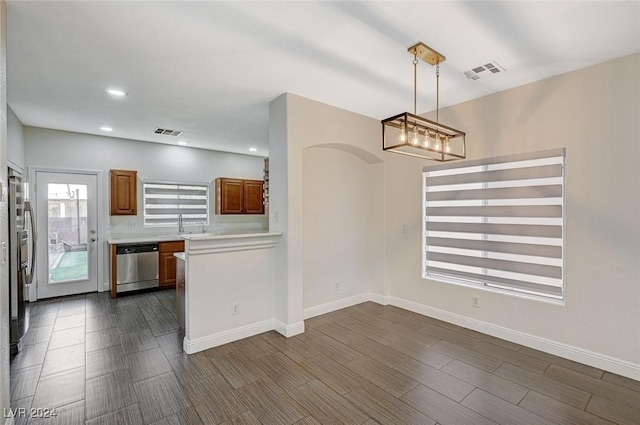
[90,237,97,242]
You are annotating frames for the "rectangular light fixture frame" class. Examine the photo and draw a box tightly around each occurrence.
[382,112,466,162]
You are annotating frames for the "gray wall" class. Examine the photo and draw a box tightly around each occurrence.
[24,126,267,289]
[7,105,23,172]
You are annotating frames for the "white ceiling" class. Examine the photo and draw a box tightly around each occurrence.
[7,1,640,157]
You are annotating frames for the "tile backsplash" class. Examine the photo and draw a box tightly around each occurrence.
[107,214,268,239]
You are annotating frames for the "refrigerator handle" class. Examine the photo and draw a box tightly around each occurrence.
[24,201,36,283]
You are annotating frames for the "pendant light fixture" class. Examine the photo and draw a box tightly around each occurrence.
[382,42,466,161]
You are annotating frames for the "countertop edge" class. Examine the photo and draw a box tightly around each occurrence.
[181,231,283,241]
[107,235,185,244]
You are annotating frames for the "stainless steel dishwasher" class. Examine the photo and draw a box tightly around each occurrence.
[116,243,159,293]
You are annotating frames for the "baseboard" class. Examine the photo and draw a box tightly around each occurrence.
[368,293,389,305]
[388,296,640,381]
[183,319,274,354]
[181,292,378,354]
[303,293,376,319]
[274,320,305,337]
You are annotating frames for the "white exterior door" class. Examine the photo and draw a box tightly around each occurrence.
[35,171,99,298]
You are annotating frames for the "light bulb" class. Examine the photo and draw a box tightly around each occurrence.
[444,136,451,153]
[412,129,419,145]
[399,123,406,142]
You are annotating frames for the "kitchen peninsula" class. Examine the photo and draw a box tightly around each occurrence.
[177,231,282,354]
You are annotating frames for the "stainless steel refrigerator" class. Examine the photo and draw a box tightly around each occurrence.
[8,168,35,355]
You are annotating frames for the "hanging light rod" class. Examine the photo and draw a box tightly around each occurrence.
[382,42,466,162]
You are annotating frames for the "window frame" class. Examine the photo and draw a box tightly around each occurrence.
[422,148,566,303]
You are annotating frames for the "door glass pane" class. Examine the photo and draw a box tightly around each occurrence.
[47,183,88,283]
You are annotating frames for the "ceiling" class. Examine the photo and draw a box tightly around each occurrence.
[7,1,640,157]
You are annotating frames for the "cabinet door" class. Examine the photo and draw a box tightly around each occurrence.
[110,170,137,215]
[159,252,177,287]
[217,178,244,214]
[244,180,265,214]
[158,241,185,287]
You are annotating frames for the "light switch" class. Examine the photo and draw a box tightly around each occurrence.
[1,242,6,264]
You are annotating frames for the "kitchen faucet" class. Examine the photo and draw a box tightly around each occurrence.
[178,213,184,233]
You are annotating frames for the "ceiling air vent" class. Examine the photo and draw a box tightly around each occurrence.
[464,61,505,81]
[153,127,183,137]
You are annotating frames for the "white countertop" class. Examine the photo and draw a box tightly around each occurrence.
[107,234,185,244]
[173,252,186,261]
[108,231,281,245]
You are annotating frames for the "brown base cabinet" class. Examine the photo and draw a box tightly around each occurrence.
[110,240,185,298]
[110,244,118,298]
[159,241,185,287]
[176,257,185,334]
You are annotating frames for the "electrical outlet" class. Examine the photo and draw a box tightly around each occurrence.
[334,281,340,291]
[401,224,408,233]
[471,296,480,308]
[231,303,239,315]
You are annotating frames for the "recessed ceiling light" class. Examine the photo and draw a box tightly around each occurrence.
[100,126,113,132]
[249,147,257,152]
[178,141,187,146]
[105,88,128,97]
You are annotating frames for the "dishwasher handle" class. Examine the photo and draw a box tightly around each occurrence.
[116,243,159,255]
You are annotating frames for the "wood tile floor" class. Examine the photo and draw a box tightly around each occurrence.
[9,291,640,425]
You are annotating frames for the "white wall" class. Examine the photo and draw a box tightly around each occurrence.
[24,126,267,289]
[183,235,278,353]
[269,93,385,330]
[7,105,23,171]
[302,146,384,309]
[275,53,640,378]
[268,95,292,329]
[385,53,640,373]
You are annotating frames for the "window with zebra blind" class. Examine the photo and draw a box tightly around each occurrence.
[143,181,209,226]
[422,149,565,301]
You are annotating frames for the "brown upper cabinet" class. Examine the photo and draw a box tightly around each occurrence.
[215,178,265,215]
[110,169,137,215]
